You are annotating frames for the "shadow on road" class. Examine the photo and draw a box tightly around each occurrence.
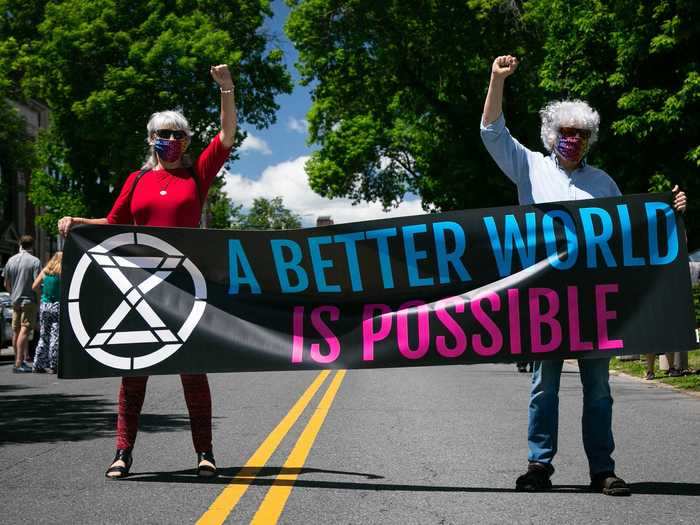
[126,466,384,484]
[124,468,700,496]
[0,393,192,446]
[0,384,31,393]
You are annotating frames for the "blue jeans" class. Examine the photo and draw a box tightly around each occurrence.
[527,358,615,476]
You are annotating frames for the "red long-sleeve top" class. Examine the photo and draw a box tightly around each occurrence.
[107,134,232,227]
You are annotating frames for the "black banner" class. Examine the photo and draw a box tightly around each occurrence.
[59,193,696,379]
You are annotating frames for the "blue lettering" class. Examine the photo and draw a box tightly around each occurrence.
[579,207,617,268]
[484,213,537,277]
[334,232,366,292]
[403,224,434,287]
[432,221,471,284]
[308,236,341,293]
[542,210,579,270]
[616,204,645,267]
[270,239,309,293]
[646,202,679,265]
[227,240,261,294]
[365,228,397,289]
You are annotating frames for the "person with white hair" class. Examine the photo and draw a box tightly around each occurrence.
[58,64,237,479]
[480,54,687,496]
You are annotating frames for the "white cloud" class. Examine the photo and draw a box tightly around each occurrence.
[239,133,272,155]
[222,156,425,227]
[287,117,309,134]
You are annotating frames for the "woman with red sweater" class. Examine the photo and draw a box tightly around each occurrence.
[58,64,236,479]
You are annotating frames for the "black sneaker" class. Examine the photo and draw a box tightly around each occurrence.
[515,462,554,491]
[12,365,32,374]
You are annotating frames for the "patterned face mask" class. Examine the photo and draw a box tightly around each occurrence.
[555,134,589,162]
[154,137,187,163]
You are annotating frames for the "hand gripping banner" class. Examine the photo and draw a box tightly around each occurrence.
[59,193,697,379]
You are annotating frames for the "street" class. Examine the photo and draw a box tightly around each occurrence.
[1,360,698,524]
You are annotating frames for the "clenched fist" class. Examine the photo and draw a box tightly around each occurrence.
[210,64,234,91]
[492,55,519,79]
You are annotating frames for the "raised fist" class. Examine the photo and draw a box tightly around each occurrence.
[491,55,519,79]
[210,64,234,90]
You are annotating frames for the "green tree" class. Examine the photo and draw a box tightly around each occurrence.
[285,0,539,212]
[235,196,301,230]
[287,0,699,243]
[525,0,700,241]
[2,0,292,232]
[207,174,242,229]
[0,100,36,200]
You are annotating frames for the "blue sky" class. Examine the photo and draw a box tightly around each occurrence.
[223,0,424,226]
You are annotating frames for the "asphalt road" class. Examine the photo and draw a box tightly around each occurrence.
[1,359,698,524]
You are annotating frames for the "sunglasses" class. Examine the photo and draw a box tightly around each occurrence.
[559,127,591,138]
[155,129,188,140]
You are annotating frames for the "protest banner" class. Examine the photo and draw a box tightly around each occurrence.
[59,193,696,378]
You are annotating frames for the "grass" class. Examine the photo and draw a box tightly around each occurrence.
[610,350,700,391]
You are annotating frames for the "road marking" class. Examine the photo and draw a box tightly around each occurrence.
[250,370,347,525]
[196,370,331,525]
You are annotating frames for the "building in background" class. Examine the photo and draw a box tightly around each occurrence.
[0,99,53,268]
[316,216,333,227]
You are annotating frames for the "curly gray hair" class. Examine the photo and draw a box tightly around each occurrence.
[143,110,193,169]
[539,99,599,152]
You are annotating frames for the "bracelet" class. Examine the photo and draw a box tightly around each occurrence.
[220,87,234,94]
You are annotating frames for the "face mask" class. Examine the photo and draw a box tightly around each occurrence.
[154,137,187,163]
[555,135,588,162]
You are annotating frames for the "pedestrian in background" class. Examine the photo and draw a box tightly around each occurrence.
[2,235,41,373]
[31,251,62,373]
[644,353,682,380]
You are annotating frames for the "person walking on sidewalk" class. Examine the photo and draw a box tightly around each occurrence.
[2,235,41,373]
[31,251,62,374]
[58,64,237,480]
[480,54,687,496]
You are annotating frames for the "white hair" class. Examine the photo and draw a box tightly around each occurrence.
[539,99,600,152]
[143,110,193,169]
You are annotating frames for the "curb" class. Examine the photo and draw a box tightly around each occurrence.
[565,358,700,399]
[609,368,700,399]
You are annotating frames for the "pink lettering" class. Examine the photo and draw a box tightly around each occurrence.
[362,304,392,361]
[507,289,522,355]
[309,306,341,363]
[471,292,503,356]
[292,306,305,363]
[567,286,593,351]
[397,300,430,359]
[435,297,467,358]
[596,284,623,349]
[529,288,562,353]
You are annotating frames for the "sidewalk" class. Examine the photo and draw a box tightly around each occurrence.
[566,357,700,398]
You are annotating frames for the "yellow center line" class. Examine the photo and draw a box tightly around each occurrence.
[196,370,331,525]
[250,370,347,525]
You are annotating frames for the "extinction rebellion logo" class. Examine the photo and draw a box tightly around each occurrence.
[67,233,207,370]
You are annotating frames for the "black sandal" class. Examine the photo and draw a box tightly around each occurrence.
[105,448,133,479]
[515,462,554,491]
[590,472,631,496]
[197,451,217,477]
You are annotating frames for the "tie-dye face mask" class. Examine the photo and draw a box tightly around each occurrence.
[555,134,588,163]
[154,137,187,163]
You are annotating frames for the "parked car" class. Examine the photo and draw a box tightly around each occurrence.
[0,291,12,348]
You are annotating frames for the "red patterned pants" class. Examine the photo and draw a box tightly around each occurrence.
[116,374,212,452]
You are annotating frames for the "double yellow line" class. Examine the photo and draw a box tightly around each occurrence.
[197,369,346,525]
